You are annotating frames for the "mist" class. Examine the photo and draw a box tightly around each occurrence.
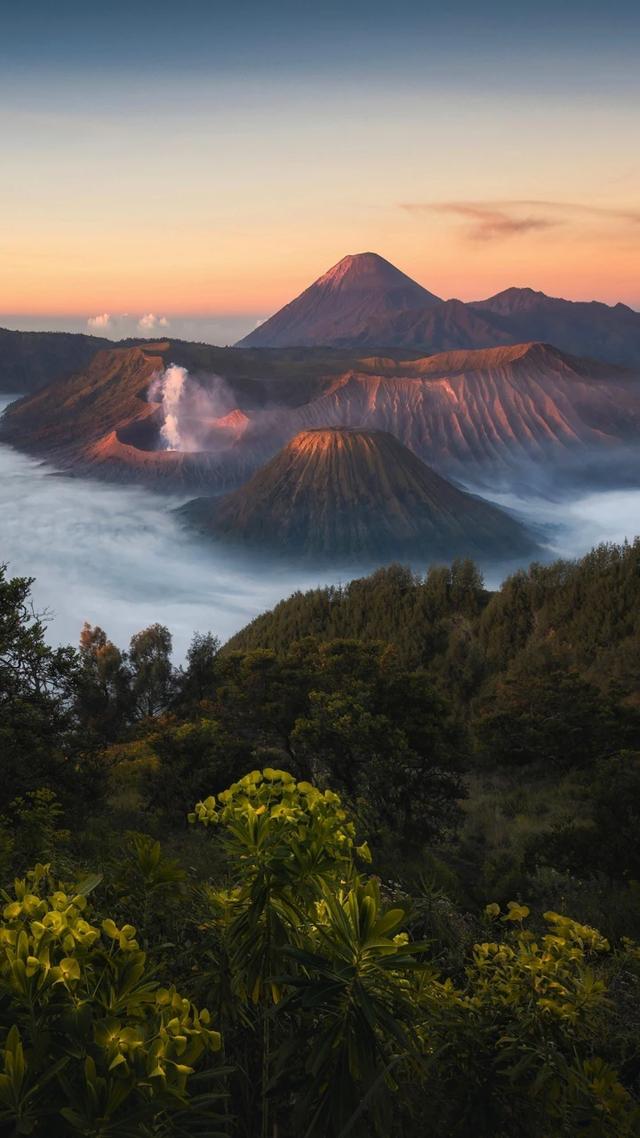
[0,403,351,659]
[1,395,639,660]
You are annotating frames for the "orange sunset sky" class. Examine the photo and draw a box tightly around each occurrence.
[1,2,639,341]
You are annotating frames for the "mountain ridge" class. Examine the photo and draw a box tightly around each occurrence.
[236,253,640,366]
[3,339,639,492]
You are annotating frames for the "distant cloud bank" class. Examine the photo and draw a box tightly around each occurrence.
[87,312,112,329]
[1,313,270,346]
[137,313,169,332]
[86,312,170,335]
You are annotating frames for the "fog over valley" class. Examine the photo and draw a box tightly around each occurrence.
[0,400,348,658]
[1,394,638,661]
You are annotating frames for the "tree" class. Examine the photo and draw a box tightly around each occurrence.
[174,632,221,712]
[526,752,640,882]
[0,567,78,807]
[129,624,174,719]
[290,685,462,856]
[144,717,253,819]
[76,622,132,742]
[479,567,534,671]
[473,653,628,769]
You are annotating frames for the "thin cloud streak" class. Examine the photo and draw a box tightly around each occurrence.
[402,199,640,241]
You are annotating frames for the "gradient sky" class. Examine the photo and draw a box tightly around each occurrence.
[1,0,639,341]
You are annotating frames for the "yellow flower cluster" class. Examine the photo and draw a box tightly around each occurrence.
[0,863,221,1097]
[189,768,368,865]
[470,904,610,1026]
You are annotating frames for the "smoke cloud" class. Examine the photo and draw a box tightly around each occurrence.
[148,364,188,450]
[148,364,244,453]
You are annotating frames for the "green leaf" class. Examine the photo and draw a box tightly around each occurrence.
[74,872,103,897]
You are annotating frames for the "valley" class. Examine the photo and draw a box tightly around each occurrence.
[2,333,640,497]
[5,3,640,1131]
[2,251,640,647]
[1,391,639,660]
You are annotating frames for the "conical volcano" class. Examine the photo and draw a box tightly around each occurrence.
[236,253,441,349]
[180,427,537,562]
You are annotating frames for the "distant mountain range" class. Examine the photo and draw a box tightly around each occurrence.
[250,341,640,487]
[0,327,113,395]
[179,427,537,562]
[0,341,375,487]
[237,252,640,367]
[2,252,639,403]
[3,337,639,493]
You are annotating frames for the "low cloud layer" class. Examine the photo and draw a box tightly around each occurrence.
[0,401,348,660]
[1,394,638,661]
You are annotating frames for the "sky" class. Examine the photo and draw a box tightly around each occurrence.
[1,1,639,343]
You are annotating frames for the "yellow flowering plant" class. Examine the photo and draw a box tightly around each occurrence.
[0,863,224,1136]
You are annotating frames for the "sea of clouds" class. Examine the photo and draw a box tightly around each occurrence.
[1,396,639,661]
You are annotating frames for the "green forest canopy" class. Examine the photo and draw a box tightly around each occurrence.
[0,539,639,1135]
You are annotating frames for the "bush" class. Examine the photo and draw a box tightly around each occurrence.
[0,864,224,1136]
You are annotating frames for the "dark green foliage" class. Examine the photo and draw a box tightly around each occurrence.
[76,622,133,742]
[526,751,640,882]
[129,624,174,719]
[290,683,462,856]
[174,633,221,713]
[226,560,490,669]
[144,719,254,820]
[227,542,640,707]
[473,652,630,769]
[0,566,79,809]
[2,542,640,1135]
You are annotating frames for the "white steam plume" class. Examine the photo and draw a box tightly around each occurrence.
[148,364,188,451]
[148,364,242,453]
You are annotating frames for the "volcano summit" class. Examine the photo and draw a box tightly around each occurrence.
[179,427,537,562]
[236,252,640,365]
[237,253,441,349]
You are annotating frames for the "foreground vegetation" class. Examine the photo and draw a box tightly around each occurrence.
[1,541,639,1135]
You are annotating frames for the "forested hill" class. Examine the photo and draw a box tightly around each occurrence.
[2,541,640,1134]
[226,560,492,662]
[226,540,640,698]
